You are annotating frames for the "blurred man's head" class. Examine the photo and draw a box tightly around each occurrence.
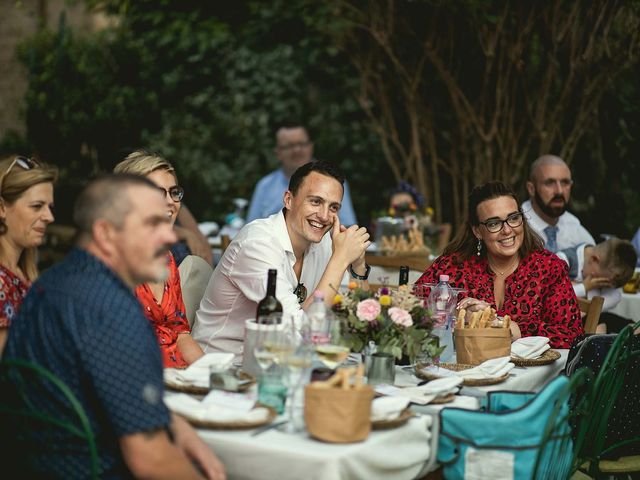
[274,124,314,177]
[526,155,573,225]
[73,174,177,287]
[584,238,638,288]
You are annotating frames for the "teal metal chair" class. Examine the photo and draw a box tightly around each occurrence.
[573,320,640,478]
[0,359,100,479]
[438,368,592,480]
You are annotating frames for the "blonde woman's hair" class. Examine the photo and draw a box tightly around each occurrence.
[114,150,176,178]
[0,155,58,281]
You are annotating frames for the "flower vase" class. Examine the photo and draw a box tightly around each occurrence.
[366,352,396,385]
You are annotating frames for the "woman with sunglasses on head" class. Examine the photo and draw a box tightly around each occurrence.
[415,181,583,348]
[0,155,57,355]
[115,150,204,367]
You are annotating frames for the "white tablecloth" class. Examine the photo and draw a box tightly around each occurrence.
[194,415,433,480]
[610,292,640,322]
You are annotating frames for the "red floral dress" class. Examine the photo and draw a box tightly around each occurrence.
[415,249,583,348]
[0,265,30,328]
[135,254,190,368]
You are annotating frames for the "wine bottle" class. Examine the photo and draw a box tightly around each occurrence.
[399,265,410,286]
[256,269,283,323]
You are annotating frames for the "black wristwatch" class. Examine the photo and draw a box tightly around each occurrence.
[349,263,371,280]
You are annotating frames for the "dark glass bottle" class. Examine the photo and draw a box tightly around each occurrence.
[256,269,283,323]
[399,265,410,286]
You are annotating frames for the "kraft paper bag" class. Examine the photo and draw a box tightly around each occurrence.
[454,328,511,365]
[304,385,374,443]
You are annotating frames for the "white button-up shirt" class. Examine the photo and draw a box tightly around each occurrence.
[521,199,595,251]
[192,211,333,357]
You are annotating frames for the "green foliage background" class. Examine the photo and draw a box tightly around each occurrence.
[3,0,640,237]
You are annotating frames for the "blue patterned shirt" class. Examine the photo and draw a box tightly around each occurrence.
[3,248,170,479]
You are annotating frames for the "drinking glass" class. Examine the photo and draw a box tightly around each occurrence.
[314,315,350,370]
[253,314,284,373]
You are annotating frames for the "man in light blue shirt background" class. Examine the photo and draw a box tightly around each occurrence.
[246,123,357,226]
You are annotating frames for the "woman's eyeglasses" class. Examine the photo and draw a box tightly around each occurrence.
[157,185,184,202]
[478,212,524,233]
[0,156,40,197]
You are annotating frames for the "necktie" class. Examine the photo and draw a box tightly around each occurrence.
[544,225,558,252]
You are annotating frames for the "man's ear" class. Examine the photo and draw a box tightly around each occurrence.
[526,180,535,198]
[91,219,116,254]
[283,190,293,211]
[0,199,6,218]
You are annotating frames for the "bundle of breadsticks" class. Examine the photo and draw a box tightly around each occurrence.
[309,365,366,391]
[455,306,511,329]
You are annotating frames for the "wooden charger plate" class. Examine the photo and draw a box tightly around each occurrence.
[164,369,256,395]
[414,363,509,387]
[510,349,561,367]
[185,403,277,430]
[372,408,415,430]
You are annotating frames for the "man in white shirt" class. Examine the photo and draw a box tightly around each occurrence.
[193,161,370,357]
[522,154,595,251]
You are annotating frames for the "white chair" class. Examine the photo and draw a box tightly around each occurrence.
[178,255,213,328]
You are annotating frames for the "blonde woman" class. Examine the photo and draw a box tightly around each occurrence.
[0,155,57,354]
[115,150,204,367]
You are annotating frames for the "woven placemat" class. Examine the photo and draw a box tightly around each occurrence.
[371,408,415,430]
[511,349,561,367]
[186,404,277,430]
[164,370,255,395]
[414,363,509,387]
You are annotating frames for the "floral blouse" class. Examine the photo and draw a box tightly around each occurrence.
[0,264,30,328]
[135,253,190,368]
[415,249,583,348]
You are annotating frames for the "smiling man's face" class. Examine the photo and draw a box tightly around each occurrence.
[283,171,343,251]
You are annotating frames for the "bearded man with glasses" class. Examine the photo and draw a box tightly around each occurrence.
[522,155,595,253]
[416,181,583,349]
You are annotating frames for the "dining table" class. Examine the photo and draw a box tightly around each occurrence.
[610,291,640,323]
[167,350,568,480]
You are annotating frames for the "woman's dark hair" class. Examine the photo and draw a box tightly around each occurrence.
[443,181,543,261]
[288,160,345,195]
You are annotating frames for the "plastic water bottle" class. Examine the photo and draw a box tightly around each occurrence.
[307,291,330,344]
[428,274,457,362]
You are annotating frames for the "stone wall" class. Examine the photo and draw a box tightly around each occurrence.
[0,0,110,141]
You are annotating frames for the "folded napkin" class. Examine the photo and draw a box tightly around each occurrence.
[173,353,235,386]
[165,393,270,423]
[371,396,411,421]
[447,357,514,380]
[511,336,550,359]
[376,376,463,405]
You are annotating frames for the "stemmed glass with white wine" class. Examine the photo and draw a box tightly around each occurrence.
[313,311,350,370]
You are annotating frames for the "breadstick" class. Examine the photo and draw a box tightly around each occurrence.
[354,364,364,389]
[456,308,466,329]
[479,307,492,328]
[469,311,480,329]
[503,315,511,329]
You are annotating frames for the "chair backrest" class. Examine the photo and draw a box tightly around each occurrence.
[572,320,640,475]
[0,359,100,479]
[578,296,604,334]
[179,254,214,328]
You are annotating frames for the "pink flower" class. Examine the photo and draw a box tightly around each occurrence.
[388,307,413,327]
[356,298,381,322]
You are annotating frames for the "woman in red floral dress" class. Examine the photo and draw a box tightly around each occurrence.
[416,181,583,348]
[0,155,57,355]
[115,151,204,367]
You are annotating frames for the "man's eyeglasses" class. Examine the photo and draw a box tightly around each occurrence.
[277,142,312,152]
[157,185,184,202]
[478,212,524,233]
[294,282,307,304]
[0,156,40,197]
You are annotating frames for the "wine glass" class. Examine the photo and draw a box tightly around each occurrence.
[253,314,285,373]
[313,314,350,370]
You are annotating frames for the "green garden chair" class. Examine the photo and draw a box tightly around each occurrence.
[0,358,100,479]
[573,321,640,478]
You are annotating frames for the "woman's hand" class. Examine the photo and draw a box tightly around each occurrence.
[457,297,492,314]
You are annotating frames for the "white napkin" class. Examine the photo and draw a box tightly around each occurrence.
[376,376,463,405]
[165,393,270,423]
[449,357,515,380]
[173,353,235,386]
[511,336,550,359]
[371,396,411,421]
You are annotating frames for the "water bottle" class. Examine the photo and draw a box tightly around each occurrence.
[307,291,330,344]
[428,274,457,362]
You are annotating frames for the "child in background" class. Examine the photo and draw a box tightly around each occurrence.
[556,238,637,332]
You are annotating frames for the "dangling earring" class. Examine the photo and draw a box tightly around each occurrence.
[476,238,482,256]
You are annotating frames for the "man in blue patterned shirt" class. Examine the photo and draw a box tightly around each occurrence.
[2,175,225,479]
